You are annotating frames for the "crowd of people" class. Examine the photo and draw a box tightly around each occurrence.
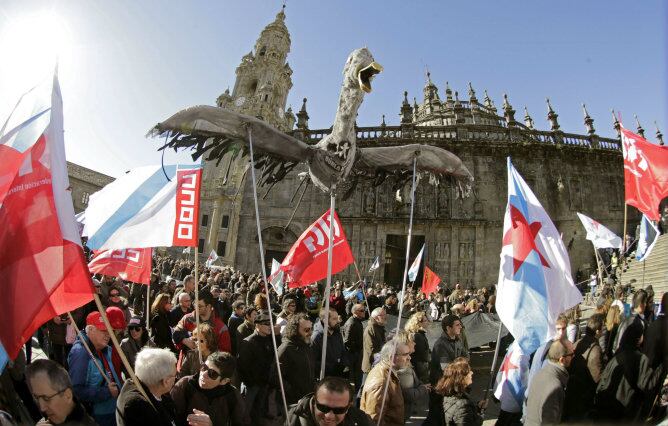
[0,253,666,426]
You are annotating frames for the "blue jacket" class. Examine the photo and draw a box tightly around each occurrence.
[67,333,121,418]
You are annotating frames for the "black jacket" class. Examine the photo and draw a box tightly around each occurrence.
[311,321,349,378]
[276,337,316,405]
[238,332,276,387]
[116,379,177,426]
[150,311,177,353]
[285,393,372,426]
[342,316,364,354]
[37,400,97,425]
[442,394,482,426]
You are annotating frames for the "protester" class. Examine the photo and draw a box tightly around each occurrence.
[405,311,430,383]
[394,330,430,421]
[643,292,668,415]
[276,313,316,405]
[360,339,407,426]
[178,323,218,379]
[593,320,664,422]
[68,312,122,426]
[604,304,622,360]
[120,316,150,371]
[430,315,468,384]
[149,293,177,353]
[171,351,247,426]
[227,301,246,355]
[562,313,604,421]
[311,308,348,378]
[285,376,372,426]
[341,303,365,392]
[26,359,97,426]
[435,357,485,426]
[172,275,195,306]
[169,293,193,327]
[612,288,648,353]
[275,299,297,335]
[524,338,574,426]
[106,288,131,326]
[173,290,232,356]
[361,307,386,378]
[236,306,257,345]
[46,315,74,369]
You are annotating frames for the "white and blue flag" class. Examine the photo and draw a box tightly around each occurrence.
[368,256,380,273]
[497,158,582,354]
[84,164,202,250]
[493,342,530,413]
[636,214,659,262]
[407,244,425,282]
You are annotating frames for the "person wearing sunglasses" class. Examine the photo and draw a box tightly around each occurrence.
[286,376,372,426]
[120,316,150,370]
[26,359,97,425]
[171,351,248,426]
[178,323,219,379]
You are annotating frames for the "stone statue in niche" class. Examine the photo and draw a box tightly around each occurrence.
[437,189,449,216]
[468,244,474,259]
[363,186,376,214]
[443,243,450,259]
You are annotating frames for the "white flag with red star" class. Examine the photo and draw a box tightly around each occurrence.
[576,212,622,249]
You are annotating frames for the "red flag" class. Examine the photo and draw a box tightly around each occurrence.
[0,74,94,359]
[282,209,354,288]
[421,266,441,296]
[88,248,152,285]
[622,127,668,221]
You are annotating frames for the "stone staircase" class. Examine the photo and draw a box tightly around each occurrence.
[621,233,668,297]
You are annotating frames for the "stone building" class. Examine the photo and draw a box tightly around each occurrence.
[67,162,114,213]
[199,8,637,288]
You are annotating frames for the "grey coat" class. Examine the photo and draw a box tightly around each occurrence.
[524,361,568,426]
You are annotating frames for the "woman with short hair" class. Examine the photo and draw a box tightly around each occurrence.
[435,357,485,426]
[178,323,218,378]
[171,351,247,426]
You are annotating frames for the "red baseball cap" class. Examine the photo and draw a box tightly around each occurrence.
[86,311,107,331]
[105,307,127,330]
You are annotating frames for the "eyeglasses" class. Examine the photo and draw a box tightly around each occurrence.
[200,365,221,380]
[32,388,67,404]
[129,326,142,332]
[315,401,349,415]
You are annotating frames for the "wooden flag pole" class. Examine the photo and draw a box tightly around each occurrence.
[593,245,604,286]
[194,246,202,365]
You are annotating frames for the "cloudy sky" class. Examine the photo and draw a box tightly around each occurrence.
[0,0,665,177]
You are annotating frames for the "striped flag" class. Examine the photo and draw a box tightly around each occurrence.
[84,164,202,250]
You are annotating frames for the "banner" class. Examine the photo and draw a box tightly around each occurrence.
[621,127,668,221]
[0,73,94,359]
[408,244,425,282]
[421,265,441,296]
[88,248,152,284]
[497,158,582,354]
[269,259,285,296]
[282,209,354,288]
[494,342,530,413]
[206,249,218,267]
[636,214,659,262]
[84,164,202,250]
[576,212,622,249]
[368,256,380,272]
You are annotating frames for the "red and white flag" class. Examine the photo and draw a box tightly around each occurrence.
[282,209,354,288]
[88,248,152,285]
[421,265,441,296]
[576,212,622,249]
[621,127,668,221]
[0,72,94,359]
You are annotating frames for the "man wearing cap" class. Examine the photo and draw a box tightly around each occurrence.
[67,311,123,426]
[238,310,280,425]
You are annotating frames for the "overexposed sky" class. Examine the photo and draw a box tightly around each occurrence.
[1,1,665,178]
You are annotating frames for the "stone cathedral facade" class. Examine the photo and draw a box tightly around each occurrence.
[197,8,636,288]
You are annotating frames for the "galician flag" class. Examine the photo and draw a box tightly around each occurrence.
[206,249,219,267]
[84,164,202,250]
[407,244,425,282]
[576,212,622,249]
[497,158,582,354]
[493,342,530,413]
[368,256,380,273]
[636,214,659,262]
[0,72,94,359]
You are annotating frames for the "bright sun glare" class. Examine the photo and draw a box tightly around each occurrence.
[0,11,72,91]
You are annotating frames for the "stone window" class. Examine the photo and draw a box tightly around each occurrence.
[217,241,227,256]
[202,214,209,227]
[198,239,204,253]
[221,215,229,228]
[81,192,90,205]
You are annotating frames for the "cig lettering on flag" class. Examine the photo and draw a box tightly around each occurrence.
[493,342,530,413]
[84,164,202,250]
[0,73,94,359]
[282,209,354,288]
[576,212,622,249]
[88,248,152,284]
[497,158,582,354]
[407,244,425,282]
[636,214,659,262]
[621,127,668,221]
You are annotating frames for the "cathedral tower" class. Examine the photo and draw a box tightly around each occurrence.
[216,6,295,131]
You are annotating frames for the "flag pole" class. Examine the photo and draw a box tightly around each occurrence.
[378,153,418,425]
[247,126,289,417]
[352,260,371,315]
[482,320,504,414]
[320,188,336,380]
[620,203,628,281]
[145,283,150,331]
[593,245,604,287]
[194,246,202,365]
